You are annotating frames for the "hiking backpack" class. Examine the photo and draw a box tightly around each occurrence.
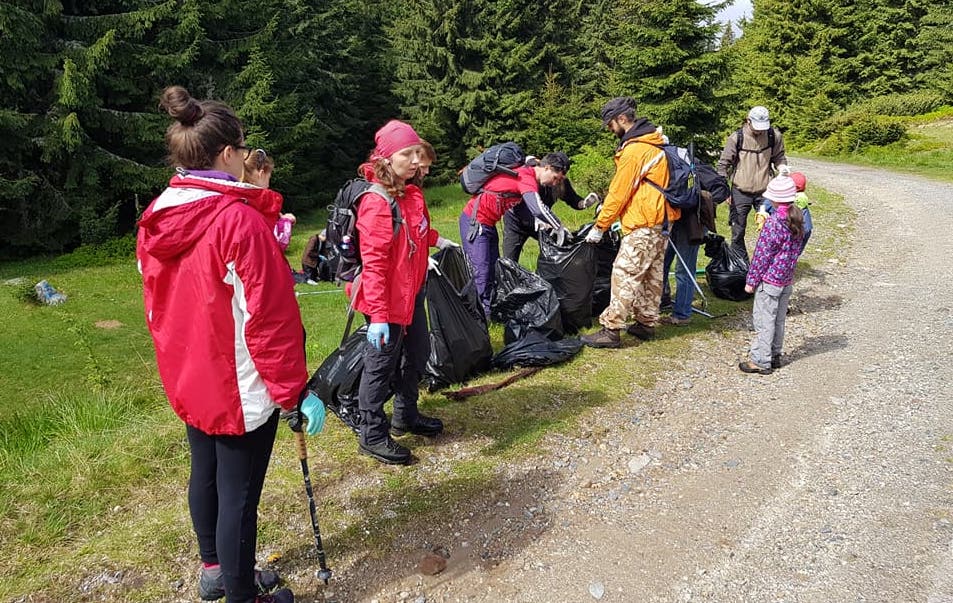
[325,179,402,283]
[459,142,526,194]
[642,142,701,210]
[695,161,730,204]
[735,127,776,156]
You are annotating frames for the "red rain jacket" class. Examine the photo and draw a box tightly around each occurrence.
[137,173,307,435]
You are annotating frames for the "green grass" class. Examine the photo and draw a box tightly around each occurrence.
[800,108,953,183]
[0,180,852,601]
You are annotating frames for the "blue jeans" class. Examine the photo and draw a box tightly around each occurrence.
[662,238,700,320]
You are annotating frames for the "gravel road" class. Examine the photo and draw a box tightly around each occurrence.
[329,160,953,603]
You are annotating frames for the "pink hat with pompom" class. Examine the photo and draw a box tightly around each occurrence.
[763,175,798,204]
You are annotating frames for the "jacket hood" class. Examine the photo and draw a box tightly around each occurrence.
[619,118,662,147]
[138,174,284,261]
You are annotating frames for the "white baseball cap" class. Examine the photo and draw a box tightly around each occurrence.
[748,106,770,131]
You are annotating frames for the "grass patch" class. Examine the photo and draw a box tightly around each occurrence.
[0,177,853,601]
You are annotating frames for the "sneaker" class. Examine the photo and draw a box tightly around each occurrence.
[257,588,294,603]
[581,327,622,349]
[738,360,773,375]
[359,437,412,465]
[199,567,280,601]
[771,355,782,369]
[391,414,444,437]
[625,322,656,341]
[660,315,690,326]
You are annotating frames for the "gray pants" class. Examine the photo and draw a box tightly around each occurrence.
[749,282,793,368]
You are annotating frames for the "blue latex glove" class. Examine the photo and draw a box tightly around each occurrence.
[300,392,326,436]
[367,322,389,351]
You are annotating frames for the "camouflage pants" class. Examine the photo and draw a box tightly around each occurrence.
[599,226,667,330]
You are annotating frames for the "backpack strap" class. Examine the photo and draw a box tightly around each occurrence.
[365,183,403,237]
[735,127,776,155]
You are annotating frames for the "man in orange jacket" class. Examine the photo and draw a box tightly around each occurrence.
[581,97,678,349]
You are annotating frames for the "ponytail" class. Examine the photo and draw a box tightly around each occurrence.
[785,204,805,241]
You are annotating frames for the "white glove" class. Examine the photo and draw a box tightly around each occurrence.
[778,164,791,176]
[435,236,459,250]
[427,256,441,275]
[579,192,601,209]
[584,226,604,244]
[534,218,554,232]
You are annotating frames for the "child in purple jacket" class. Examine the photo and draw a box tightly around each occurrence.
[739,175,806,374]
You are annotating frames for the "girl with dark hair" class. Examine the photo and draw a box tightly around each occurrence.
[739,175,805,375]
[138,85,319,603]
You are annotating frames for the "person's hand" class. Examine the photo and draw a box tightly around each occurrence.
[580,192,601,209]
[554,226,571,247]
[584,226,604,244]
[744,284,755,294]
[281,212,297,224]
[282,391,326,435]
[755,210,769,230]
[778,164,791,176]
[367,322,389,350]
[435,236,459,250]
[427,256,442,275]
[534,218,554,232]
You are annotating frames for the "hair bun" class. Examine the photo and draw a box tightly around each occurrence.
[159,85,204,126]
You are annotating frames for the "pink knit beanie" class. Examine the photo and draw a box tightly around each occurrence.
[373,120,421,159]
[763,175,798,204]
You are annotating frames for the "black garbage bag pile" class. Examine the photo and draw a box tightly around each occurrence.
[492,330,584,369]
[576,223,620,317]
[491,258,563,344]
[307,325,371,433]
[704,233,752,301]
[424,247,493,391]
[536,229,597,334]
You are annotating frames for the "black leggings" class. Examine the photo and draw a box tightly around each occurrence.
[186,411,279,603]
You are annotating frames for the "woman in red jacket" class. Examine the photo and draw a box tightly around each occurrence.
[138,86,311,603]
[351,120,453,464]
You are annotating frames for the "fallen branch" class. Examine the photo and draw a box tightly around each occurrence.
[443,367,542,401]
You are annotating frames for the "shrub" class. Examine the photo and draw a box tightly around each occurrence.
[49,233,137,270]
[569,143,616,198]
[813,116,906,156]
[853,92,948,117]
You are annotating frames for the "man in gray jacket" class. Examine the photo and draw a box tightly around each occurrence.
[717,106,788,254]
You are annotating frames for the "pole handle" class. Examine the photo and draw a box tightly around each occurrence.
[294,430,308,461]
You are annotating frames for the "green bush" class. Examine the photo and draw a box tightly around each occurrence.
[813,116,907,156]
[568,143,616,198]
[49,234,137,270]
[853,92,948,117]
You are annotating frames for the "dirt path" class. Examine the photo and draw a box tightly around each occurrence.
[332,160,953,603]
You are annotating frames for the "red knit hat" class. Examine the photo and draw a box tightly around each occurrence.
[373,120,421,159]
[790,171,807,192]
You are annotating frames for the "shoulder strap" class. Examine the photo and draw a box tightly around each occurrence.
[734,128,744,156]
[361,183,403,236]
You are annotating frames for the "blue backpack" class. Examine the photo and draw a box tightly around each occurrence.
[641,142,700,210]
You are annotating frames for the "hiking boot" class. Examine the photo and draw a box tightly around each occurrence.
[359,437,412,465]
[581,327,621,349]
[661,315,691,326]
[257,588,294,603]
[199,566,280,601]
[771,355,783,369]
[625,322,656,341]
[391,414,443,438]
[738,360,773,375]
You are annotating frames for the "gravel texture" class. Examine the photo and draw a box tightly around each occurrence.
[287,160,953,603]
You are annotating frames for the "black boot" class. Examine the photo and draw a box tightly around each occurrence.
[625,322,656,341]
[581,327,622,349]
[391,414,444,437]
[359,437,412,465]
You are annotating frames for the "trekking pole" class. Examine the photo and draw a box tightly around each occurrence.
[293,431,333,584]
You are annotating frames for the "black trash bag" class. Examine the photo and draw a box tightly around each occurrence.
[492,330,585,369]
[424,247,493,391]
[576,223,621,316]
[704,233,753,301]
[490,258,564,344]
[536,229,597,334]
[307,325,371,434]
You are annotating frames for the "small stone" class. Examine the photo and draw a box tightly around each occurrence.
[418,553,448,576]
[724,459,741,468]
[413,597,427,603]
[628,454,652,474]
[589,581,605,600]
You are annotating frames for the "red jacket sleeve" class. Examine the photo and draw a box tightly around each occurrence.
[356,193,395,323]
[229,216,307,411]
